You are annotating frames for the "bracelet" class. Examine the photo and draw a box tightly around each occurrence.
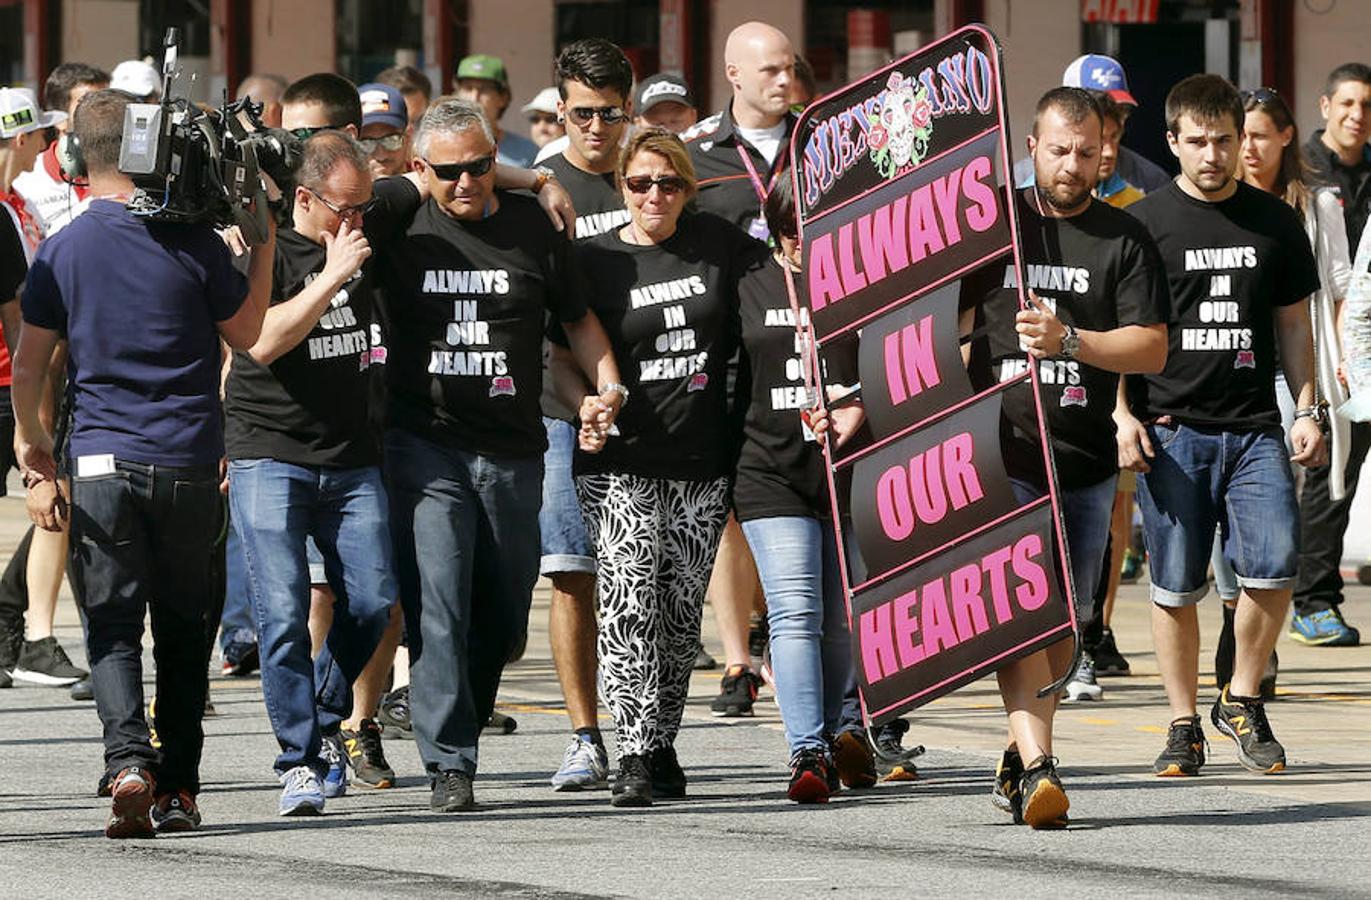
[1293,405,1326,423]
[532,166,556,194]
[599,382,630,405]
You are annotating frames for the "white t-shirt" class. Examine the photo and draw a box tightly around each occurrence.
[735,121,787,166]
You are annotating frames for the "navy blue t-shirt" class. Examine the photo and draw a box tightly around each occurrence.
[21,200,247,466]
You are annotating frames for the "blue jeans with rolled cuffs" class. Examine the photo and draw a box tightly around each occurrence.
[229,459,395,777]
[741,515,862,756]
[1137,422,1299,608]
[539,416,595,576]
[384,427,543,777]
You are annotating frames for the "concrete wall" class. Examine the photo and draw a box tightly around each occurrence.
[983,0,1082,149]
[1293,2,1371,142]
[469,0,556,139]
[251,0,335,82]
[705,0,806,115]
[62,0,139,71]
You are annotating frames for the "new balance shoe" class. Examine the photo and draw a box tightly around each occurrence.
[1154,715,1206,777]
[1288,609,1360,647]
[787,747,834,804]
[151,790,201,833]
[1093,626,1130,676]
[1211,686,1286,774]
[106,766,156,839]
[611,754,652,808]
[649,745,687,799]
[551,734,609,791]
[220,641,259,677]
[1063,654,1103,702]
[430,770,475,811]
[710,664,763,717]
[992,748,1024,822]
[10,636,87,686]
[340,719,395,789]
[873,719,923,781]
[320,732,349,798]
[278,765,325,816]
[1019,756,1069,830]
[377,685,413,739]
[830,730,877,788]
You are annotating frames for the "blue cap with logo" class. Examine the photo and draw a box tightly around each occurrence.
[358,83,409,131]
[1062,54,1138,107]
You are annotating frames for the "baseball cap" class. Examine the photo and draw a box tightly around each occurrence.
[358,83,409,131]
[111,59,161,99]
[635,73,695,113]
[0,87,66,139]
[1062,54,1137,106]
[522,86,560,116]
[456,54,509,89]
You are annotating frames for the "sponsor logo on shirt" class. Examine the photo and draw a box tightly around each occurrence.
[1234,350,1256,369]
[489,375,517,397]
[688,371,710,392]
[1060,385,1088,407]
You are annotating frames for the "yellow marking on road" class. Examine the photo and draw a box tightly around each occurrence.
[1081,717,1118,726]
[1135,725,1166,734]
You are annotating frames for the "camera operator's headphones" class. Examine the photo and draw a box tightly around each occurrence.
[58,132,86,181]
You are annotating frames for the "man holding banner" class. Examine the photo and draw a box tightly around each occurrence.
[962,86,1169,828]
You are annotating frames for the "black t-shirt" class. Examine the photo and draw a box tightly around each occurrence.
[226,177,420,467]
[561,211,760,480]
[0,208,25,300]
[1127,181,1320,429]
[964,191,1169,490]
[734,254,857,520]
[379,190,585,458]
[539,152,631,422]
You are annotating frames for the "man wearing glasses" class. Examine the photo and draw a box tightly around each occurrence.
[377,98,622,812]
[358,83,414,179]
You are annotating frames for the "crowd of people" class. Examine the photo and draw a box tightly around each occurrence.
[0,19,1367,839]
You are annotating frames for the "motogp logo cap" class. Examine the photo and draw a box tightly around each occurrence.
[1062,54,1138,107]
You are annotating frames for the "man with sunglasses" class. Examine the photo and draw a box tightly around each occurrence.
[377,98,621,812]
[358,83,414,179]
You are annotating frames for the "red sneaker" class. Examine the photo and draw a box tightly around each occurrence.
[106,766,156,839]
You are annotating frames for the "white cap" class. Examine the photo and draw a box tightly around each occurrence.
[522,86,560,116]
[111,60,161,99]
[0,87,66,139]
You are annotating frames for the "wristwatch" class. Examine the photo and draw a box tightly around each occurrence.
[599,382,630,407]
[1060,323,1081,359]
[1294,405,1327,424]
[532,165,557,194]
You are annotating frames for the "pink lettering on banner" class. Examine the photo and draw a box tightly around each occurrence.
[894,589,924,668]
[874,432,986,541]
[950,562,990,639]
[860,606,900,683]
[1013,533,1050,610]
[883,315,941,405]
[980,546,1015,624]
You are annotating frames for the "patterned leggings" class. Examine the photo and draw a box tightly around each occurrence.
[576,472,731,759]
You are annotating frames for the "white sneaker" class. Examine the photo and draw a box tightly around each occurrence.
[1063,655,1103,702]
[550,734,609,791]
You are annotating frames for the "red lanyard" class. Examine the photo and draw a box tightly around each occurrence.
[736,144,781,209]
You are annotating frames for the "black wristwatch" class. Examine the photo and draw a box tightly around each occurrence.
[1293,405,1326,424]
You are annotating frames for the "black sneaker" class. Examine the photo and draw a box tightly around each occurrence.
[97,770,113,798]
[221,642,259,677]
[70,678,94,701]
[648,745,686,799]
[710,664,762,717]
[611,754,652,807]
[692,640,718,671]
[1019,756,1069,830]
[377,685,413,740]
[430,770,475,811]
[0,619,20,672]
[748,615,769,661]
[787,747,834,804]
[340,719,395,788]
[1093,626,1130,676]
[151,790,201,833]
[0,668,9,689]
[11,637,87,686]
[872,719,924,781]
[830,730,878,788]
[486,710,518,734]
[1211,686,1286,774]
[1154,715,1207,777]
[991,748,1024,822]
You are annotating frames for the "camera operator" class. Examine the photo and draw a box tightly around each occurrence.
[12,88,273,839]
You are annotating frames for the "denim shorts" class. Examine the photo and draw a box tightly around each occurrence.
[1136,422,1299,607]
[539,417,595,576]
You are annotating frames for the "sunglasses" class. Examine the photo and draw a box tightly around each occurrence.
[423,155,496,180]
[359,132,406,154]
[307,186,378,219]
[288,126,330,142]
[527,112,560,126]
[1241,87,1281,105]
[624,174,688,195]
[568,106,628,126]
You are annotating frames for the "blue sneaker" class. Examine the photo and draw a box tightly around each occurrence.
[278,766,324,816]
[321,733,349,798]
[551,734,609,791]
[1289,609,1361,647]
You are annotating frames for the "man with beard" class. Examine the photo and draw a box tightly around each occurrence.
[961,86,1169,828]
[1116,75,1323,780]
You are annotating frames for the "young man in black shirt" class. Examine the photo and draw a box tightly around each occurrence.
[1291,62,1371,648]
[964,87,1169,828]
[379,99,621,811]
[1117,75,1324,778]
[539,38,634,793]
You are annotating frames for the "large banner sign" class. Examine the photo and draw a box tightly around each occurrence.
[790,26,1078,725]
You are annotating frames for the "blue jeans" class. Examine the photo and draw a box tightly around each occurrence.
[229,459,395,776]
[539,417,594,576]
[1011,475,1117,623]
[218,523,256,653]
[741,516,861,755]
[69,459,220,794]
[1137,423,1299,607]
[384,428,543,777]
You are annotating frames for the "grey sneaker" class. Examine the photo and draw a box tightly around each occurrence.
[11,637,87,686]
[1063,654,1103,702]
[551,734,609,791]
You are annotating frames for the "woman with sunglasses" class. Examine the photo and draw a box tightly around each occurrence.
[551,128,762,806]
[1205,88,1354,680]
